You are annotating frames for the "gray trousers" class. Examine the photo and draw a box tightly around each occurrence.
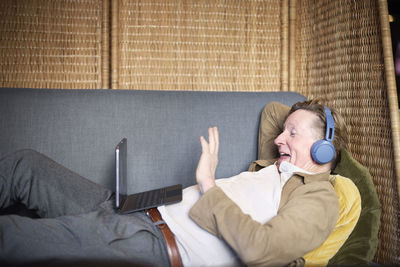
[0,149,170,266]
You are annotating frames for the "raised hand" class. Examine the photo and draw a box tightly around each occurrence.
[196,127,219,193]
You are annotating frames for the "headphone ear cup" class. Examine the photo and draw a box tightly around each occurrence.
[311,140,336,164]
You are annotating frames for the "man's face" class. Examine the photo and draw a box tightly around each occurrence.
[274,109,322,172]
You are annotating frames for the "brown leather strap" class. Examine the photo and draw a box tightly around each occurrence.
[146,208,182,267]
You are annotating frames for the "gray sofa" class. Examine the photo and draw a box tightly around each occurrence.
[1,88,383,266]
[0,88,306,196]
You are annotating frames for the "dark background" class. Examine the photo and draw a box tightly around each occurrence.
[388,0,400,106]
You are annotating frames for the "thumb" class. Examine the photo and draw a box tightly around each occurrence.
[200,136,209,153]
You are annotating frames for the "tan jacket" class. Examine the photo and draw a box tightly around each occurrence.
[189,165,339,266]
[188,102,339,266]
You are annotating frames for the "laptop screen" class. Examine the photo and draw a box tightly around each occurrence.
[115,138,127,208]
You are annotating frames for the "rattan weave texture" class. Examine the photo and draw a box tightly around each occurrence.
[0,0,105,89]
[114,0,283,91]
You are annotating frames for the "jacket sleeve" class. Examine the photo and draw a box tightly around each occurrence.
[189,181,339,266]
[257,102,290,161]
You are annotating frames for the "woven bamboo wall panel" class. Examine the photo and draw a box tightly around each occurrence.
[295,0,399,264]
[115,0,282,91]
[0,0,105,89]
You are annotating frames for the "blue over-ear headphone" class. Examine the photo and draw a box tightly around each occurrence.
[310,106,336,164]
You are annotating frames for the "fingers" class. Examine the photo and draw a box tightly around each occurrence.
[208,127,215,153]
[200,127,219,154]
[211,127,219,154]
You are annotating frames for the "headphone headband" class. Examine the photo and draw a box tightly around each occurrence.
[324,106,335,142]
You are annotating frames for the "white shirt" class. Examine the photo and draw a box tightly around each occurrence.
[157,161,311,266]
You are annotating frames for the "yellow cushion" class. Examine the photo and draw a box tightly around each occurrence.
[303,175,361,267]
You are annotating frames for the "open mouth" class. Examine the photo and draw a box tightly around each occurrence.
[278,152,291,163]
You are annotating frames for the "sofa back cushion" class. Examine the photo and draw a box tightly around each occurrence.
[0,88,306,193]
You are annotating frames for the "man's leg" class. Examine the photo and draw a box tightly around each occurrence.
[0,204,170,266]
[0,149,112,218]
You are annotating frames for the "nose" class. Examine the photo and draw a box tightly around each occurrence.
[274,131,285,146]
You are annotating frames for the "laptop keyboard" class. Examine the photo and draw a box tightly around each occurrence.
[127,188,166,210]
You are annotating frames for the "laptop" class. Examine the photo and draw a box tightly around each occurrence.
[115,138,182,214]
